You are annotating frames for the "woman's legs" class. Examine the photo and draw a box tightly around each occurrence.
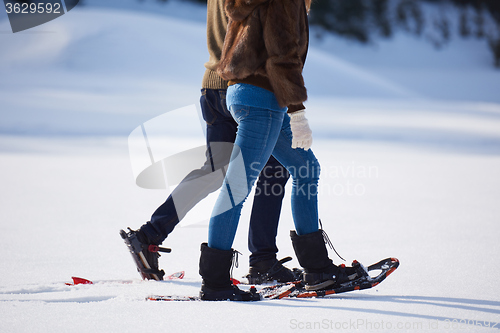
[271,114,320,236]
[208,106,321,251]
[208,105,286,251]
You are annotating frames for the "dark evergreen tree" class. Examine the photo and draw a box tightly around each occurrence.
[308,0,370,42]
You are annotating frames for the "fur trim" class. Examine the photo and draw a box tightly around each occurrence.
[225,0,269,21]
[218,0,309,107]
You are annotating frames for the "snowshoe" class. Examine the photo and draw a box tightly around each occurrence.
[260,257,399,299]
[119,228,171,281]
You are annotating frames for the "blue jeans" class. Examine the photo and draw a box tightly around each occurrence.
[142,88,290,264]
[248,156,288,265]
[208,84,320,251]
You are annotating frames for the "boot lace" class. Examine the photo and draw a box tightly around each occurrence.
[230,249,241,278]
[319,219,346,262]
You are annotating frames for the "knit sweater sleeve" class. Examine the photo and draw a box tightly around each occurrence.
[202,0,229,89]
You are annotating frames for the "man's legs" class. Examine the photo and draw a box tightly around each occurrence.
[248,155,289,265]
[121,89,237,280]
[246,155,297,283]
[140,89,237,245]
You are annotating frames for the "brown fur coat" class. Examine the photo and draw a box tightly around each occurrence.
[217,0,309,108]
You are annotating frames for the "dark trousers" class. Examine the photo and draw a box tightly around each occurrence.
[141,88,289,265]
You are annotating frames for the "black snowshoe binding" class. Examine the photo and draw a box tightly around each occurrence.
[303,260,369,291]
[245,257,302,284]
[120,228,171,281]
[337,260,370,286]
[290,227,372,291]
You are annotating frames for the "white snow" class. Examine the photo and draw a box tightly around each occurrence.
[1,1,500,332]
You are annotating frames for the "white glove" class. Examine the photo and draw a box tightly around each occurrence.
[289,109,313,151]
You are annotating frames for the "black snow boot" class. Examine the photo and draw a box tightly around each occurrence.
[290,230,362,291]
[245,257,302,284]
[199,243,260,301]
[120,227,171,281]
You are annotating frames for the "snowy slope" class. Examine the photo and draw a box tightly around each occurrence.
[1,2,500,333]
[2,2,499,136]
[1,137,499,333]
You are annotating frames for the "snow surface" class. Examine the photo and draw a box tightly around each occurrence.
[1,1,500,332]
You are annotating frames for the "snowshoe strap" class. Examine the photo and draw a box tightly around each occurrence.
[147,244,172,253]
[352,260,369,278]
[277,256,292,265]
[264,257,292,278]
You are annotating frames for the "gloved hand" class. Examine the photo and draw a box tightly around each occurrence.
[289,109,313,151]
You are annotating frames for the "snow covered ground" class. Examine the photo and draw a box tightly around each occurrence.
[1,1,500,332]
